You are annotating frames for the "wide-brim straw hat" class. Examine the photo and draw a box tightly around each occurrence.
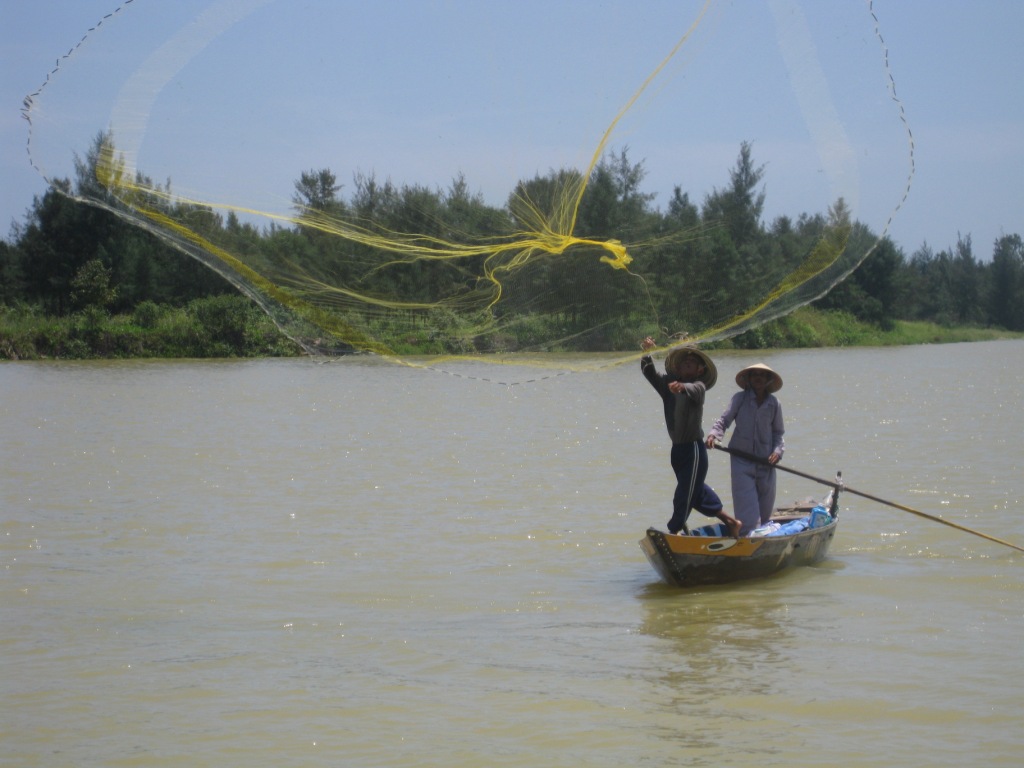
[665,346,717,389]
[735,362,782,393]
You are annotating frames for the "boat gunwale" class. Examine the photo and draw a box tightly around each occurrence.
[640,515,839,587]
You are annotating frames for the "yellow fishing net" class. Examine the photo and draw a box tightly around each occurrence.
[23,0,913,382]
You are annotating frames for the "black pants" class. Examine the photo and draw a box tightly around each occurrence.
[668,440,723,534]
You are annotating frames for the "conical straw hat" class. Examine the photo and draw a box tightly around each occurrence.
[735,362,782,393]
[665,346,717,389]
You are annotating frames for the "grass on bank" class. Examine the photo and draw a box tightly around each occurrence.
[1,301,1020,361]
[0,296,301,360]
[719,306,1022,350]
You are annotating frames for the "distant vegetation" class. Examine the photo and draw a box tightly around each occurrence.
[2,133,1022,360]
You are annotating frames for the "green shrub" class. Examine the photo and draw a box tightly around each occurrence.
[133,300,163,329]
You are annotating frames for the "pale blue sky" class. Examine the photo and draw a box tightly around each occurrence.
[3,0,1021,258]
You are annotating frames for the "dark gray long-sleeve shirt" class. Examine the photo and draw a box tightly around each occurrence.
[641,355,706,445]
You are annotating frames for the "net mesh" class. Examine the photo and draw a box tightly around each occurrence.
[23,0,913,383]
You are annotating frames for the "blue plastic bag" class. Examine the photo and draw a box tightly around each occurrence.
[768,517,810,536]
[808,505,832,528]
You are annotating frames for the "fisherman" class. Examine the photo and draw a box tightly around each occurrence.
[640,337,741,537]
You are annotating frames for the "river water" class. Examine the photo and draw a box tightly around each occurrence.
[3,340,1022,767]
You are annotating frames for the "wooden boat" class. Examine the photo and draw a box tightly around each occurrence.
[639,486,841,588]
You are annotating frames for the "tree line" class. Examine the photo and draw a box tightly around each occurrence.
[2,132,1022,359]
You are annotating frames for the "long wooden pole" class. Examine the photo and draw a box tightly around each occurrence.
[713,443,1024,554]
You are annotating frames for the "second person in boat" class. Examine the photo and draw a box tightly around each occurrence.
[706,362,786,535]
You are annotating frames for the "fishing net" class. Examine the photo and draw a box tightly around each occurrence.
[23,0,913,382]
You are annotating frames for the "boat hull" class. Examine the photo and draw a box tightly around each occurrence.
[639,518,839,587]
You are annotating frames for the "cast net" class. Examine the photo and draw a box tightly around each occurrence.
[23,0,913,382]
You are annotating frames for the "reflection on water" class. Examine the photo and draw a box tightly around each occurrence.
[641,583,797,666]
[2,341,1023,766]
[635,573,841,758]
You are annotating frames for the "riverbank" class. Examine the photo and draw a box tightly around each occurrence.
[1,301,1020,361]
[0,296,302,361]
[714,306,1024,350]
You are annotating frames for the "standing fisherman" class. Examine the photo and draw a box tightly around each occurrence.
[640,337,742,537]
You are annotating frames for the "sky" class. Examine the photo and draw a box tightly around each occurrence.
[2,0,1022,259]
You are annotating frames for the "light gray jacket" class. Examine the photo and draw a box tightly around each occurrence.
[708,389,785,459]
